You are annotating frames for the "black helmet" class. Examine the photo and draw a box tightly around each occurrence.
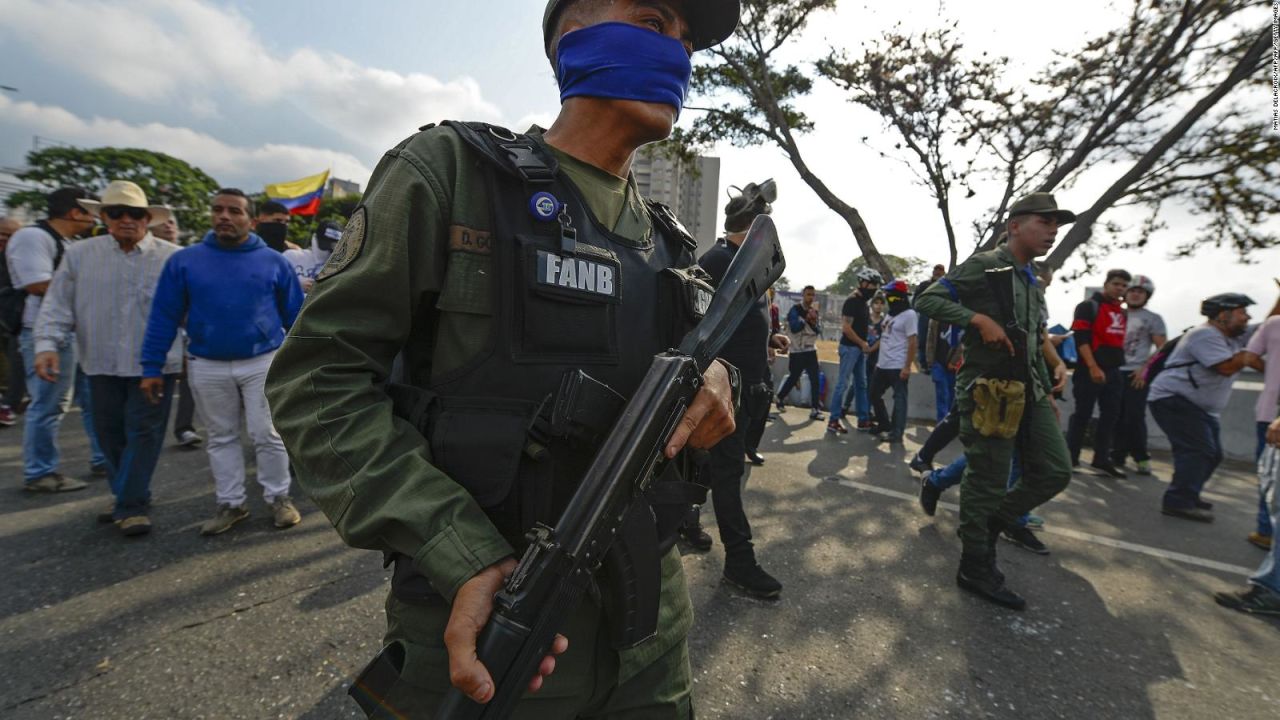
[1200,292,1254,318]
[724,179,777,233]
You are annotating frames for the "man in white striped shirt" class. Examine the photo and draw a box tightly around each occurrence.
[33,181,183,537]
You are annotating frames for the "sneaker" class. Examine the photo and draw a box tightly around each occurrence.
[909,453,932,473]
[1091,462,1127,479]
[826,420,847,435]
[744,450,766,466]
[1135,460,1152,475]
[271,497,302,529]
[23,473,88,493]
[0,404,15,426]
[679,526,713,552]
[90,462,109,478]
[1194,499,1214,511]
[723,563,782,600]
[775,395,786,412]
[1023,514,1045,529]
[176,430,203,448]
[855,420,874,432]
[1247,532,1273,551]
[201,504,250,536]
[878,435,903,445]
[918,473,942,517]
[1213,585,1280,617]
[1003,526,1050,555]
[809,410,825,421]
[117,515,152,537]
[1161,505,1213,523]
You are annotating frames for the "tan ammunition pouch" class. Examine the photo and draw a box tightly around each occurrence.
[971,378,1026,439]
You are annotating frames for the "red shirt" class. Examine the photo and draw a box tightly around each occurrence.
[1071,292,1127,368]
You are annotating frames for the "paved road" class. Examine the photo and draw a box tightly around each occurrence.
[1,405,1277,719]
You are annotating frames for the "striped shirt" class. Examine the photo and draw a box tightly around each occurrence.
[34,233,183,376]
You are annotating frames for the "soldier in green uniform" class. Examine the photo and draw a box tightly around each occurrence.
[915,192,1075,611]
[263,1,742,717]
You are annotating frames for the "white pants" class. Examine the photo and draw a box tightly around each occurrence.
[187,351,291,507]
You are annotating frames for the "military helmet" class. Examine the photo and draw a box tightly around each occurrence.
[1129,274,1155,297]
[854,267,883,285]
[542,0,742,58]
[724,178,776,233]
[1200,292,1254,318]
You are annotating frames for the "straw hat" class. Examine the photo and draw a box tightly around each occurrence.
[77,181,171,224]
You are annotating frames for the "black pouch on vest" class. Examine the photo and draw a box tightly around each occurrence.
[427,397,542,546]
[514,234,621,364]
[656,266,715,347]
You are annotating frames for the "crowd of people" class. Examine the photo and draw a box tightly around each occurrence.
[0,182,335,536]
[756,196,1279,616]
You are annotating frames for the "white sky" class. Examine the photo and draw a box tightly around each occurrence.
[0,0,1275,329]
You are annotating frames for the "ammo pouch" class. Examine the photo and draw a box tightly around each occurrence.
[657,266,715,347]
[971,377,1026,439]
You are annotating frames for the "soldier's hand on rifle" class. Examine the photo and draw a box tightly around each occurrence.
[969,314,1014,356]
[665,359,735,458]
[444,559,569,703]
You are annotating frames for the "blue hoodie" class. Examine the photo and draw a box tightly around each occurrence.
[141,232,304,377]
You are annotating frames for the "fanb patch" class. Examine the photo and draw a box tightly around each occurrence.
[318,207,366,281]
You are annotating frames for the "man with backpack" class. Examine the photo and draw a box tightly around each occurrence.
[1112,275,1166,475]
[1,216,23,426]
[5,187,99,493]
[1148,293,1261,522]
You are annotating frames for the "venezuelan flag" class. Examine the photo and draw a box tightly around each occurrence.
[265,170,330,216]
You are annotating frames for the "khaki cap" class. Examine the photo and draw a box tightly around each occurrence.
[542,0,741,57]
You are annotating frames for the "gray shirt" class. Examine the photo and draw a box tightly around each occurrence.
[34,233,183,376]
[1147,323,1242,416]
[1122,307,1168,371]
[4,224,62,330]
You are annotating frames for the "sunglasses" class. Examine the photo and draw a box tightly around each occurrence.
[103,206,149,221]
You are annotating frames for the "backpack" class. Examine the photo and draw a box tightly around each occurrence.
[1142,334,1194,386]
[0,227,65,335]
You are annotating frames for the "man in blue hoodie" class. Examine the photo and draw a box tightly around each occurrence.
[141,189,305,536]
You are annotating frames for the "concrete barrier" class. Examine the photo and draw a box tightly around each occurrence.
[771,358,1265,462]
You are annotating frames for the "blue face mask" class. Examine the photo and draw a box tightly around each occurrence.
[556,22,693,115]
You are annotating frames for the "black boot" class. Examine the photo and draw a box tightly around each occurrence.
[678,524,713,552]
[956,552,1025,610]
[723,563,782,600]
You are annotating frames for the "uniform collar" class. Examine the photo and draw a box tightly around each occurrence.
[995,245,1038,287]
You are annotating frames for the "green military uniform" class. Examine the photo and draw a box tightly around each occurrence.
[264,126,694,718]
[915,245,1072,554]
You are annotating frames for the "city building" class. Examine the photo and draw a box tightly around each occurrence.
[632,150,721,255]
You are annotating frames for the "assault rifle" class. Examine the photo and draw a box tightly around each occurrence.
[435,215,784,720]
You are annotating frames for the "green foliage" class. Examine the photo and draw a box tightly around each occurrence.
[825,255,927,295]
[7,147,219,233]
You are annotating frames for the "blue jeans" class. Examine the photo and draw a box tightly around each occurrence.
[831,344,869,422]
[929,452,1030,527]
[88,375,174,519]
[930,362,956,421]
[1258,421,1273,537]
[1149,395,1222,510]
[75,367,106,467]
[1251,446,1280,594]
[17,328,75,482]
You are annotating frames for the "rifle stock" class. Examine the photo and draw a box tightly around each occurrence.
[434,215,783,719]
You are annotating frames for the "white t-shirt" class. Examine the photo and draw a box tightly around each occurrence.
[4,225,62,329]
[1122,307,1168,371]
[878,309,918,370]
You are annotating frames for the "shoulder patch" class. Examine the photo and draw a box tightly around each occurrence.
[317,207,366,281]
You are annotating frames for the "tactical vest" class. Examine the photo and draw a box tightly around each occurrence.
[388,123,715,622]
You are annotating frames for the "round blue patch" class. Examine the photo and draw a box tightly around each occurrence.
[529,191,561,222]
